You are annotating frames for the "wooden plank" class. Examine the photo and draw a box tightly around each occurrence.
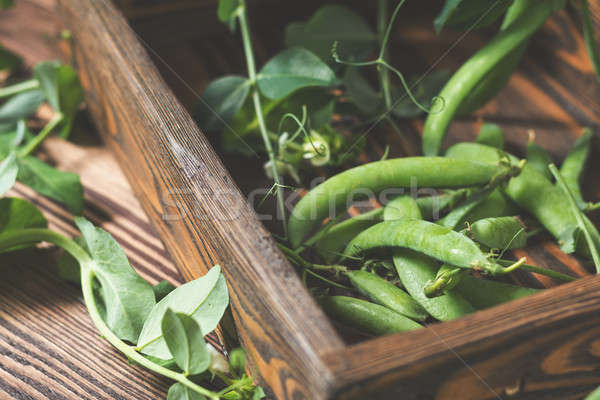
[56,1,345,399]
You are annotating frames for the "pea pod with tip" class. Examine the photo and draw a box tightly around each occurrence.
[317,296,422,336]
[445,141,600,258]
[344,218,508,276]
[422,0,566,156]
[345,270,428,322]
[382,197,475,320]
[288,157,515,247]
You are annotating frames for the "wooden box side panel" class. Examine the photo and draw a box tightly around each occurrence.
[57,0,344,398]
[325,275,600,399]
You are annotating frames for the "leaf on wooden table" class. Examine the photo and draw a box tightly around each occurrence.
[161,309,211,375]
[136,265,229,360]
[75,217,156,343]
[16,155,84,215]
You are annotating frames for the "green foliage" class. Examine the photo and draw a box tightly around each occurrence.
[162,309,211,375]
[0,152,17,195]
[152,280,176,302]
[218,0,239,23]
[16,156,84,214]
[343,67,381,115]
[76,217,156,343]
[167,383,208,400]
[196,76,250,133]
[0,45,21,73]
[284,5,377,64]
[0,90,44,125]
[257,48,335,100]
[33,61,83,138]
[136,265,229,360]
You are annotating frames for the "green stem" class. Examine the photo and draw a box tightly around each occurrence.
[497,259,576,282]
[550,163,600,273]
[377,0,393,111]
[0,79,39,98]
[237,1,288,238]
[18,112,64,157]
[0,229,221,400]
[580,0,600,82]
[587,202,600,212]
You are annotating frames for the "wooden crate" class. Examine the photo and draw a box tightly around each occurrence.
[57,0,600,399]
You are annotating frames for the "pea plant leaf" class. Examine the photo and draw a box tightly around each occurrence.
[0,152,17,196]
[33,61,83,138]
[0,197,47,231]
[136,265,229,360]
[284,5,377,64]
[75,217,156,343]
[167,383,207,400]
[0,90,44,126]
[161,309,211,376]
[0,197,48,253]
[195,76,250,133]
[16,156,84,215]
[0,45,22,72]
[217,0,239,23]
[257,48,335,100]
[434,0,512,34]
[152,280,176,302]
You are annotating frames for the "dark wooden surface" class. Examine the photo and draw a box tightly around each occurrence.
[2,0,600,399]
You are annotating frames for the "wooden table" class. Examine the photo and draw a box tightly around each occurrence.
[0,1,216,398]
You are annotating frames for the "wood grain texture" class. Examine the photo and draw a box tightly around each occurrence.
[56,1,345,399]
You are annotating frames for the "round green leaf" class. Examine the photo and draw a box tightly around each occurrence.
[284,5,376,64]
[257,48,335,100]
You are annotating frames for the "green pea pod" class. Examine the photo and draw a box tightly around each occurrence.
[476,123,504,149]
[314,208,384,263]
[452,189,520,229]
[384,195,422,221]
[438,189,492,230]
[445,141,600,258]
[288,157,511,247]
[345,270,428,322]
[455,0,531,118]
[423,264,467,298]
[526,139,553,180]
[344,219,506,275]
[392,249,475,321]
[585,386,600,400]
[415,189,470,221]
[318,296,422,336]
[470,216,526,250]
[560,128,593,209]
[455,274,539,309]
[422,0,566,156]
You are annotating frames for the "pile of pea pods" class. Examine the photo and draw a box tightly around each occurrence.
[284,125,598,336]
